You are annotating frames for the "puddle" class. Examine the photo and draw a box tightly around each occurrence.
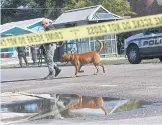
[1,94,162,121]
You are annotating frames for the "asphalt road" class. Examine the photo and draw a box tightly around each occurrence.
[1,63,162,101]
[1,63,162,124]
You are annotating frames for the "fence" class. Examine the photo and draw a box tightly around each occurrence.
[64,34,118,56]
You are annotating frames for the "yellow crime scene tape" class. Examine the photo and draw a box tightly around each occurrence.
[1,14,162,49]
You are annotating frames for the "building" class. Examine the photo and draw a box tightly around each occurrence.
[53,5,121,57]
[0,18,53,58]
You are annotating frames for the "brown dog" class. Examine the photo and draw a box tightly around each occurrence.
[61,40,105,77]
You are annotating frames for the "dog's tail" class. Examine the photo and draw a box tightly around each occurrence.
[96,40,103,53]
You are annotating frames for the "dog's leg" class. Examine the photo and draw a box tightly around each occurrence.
[74,65,79,77]
[99,63,105,73]
[101,106,108,115]
[94,65,99,75]
[78,65,84,73]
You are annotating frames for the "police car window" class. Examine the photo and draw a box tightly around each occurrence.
[149,29,156,34]
[153,28,160,34]
[144,29,154,35]
[145,28,161,34]
[158,27,162,33]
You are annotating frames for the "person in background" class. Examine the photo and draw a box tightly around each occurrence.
[17,46,28,67]
[30,45,37,64]
[41,18,61,79]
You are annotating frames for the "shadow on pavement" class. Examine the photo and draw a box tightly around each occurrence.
[1,63,73,69]
[1,74,92,83]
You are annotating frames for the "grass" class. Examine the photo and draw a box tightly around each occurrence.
[102,58,161,65]
[1,64,19,69]
[101,54,125,58]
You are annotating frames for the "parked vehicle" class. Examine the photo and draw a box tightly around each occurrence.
[124,27,162,64]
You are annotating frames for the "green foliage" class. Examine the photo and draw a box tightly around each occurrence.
[1,0,29,24]
[1,0,66,24]
[64,0,135,16]
[114,100,141,113]
[64,0,94,10]
[27,0,59,18]
[99,0,135,16]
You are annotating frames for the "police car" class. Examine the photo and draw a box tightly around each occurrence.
[124,27,162,64]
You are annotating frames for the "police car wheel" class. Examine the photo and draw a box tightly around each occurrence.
[127,45,141,64]
[159,57,162,63]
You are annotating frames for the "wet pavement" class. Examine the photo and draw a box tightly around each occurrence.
[1,93,162,124]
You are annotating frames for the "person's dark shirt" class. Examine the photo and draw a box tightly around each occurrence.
[44,24,56,45]
[45,24,55,31]
[17,46,26,56]
[17,47,26,53]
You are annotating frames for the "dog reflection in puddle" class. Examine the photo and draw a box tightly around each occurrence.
[67,96,108,115]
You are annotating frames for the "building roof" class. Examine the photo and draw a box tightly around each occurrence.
[1,26,35,35]
[0,18,53,33]
[54,5,121,25]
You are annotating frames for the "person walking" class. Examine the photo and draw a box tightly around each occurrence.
[17,46,28,67]
[30,45,37,64]
[41,18,61,79]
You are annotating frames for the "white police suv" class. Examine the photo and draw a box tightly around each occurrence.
[124,27,162,64]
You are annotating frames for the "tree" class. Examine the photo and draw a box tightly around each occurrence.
[1,0,68,24]
[1,0,29,24]
[26,0,59,19]
[99,0,135,16]
[64,0,135,16]
[63,0,94,10]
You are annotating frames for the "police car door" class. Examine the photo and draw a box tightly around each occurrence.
[141,28,162,57]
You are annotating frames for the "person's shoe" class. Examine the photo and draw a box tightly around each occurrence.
[26,63,29,67]
[33,62,37,65]
[54,67,61,77]
[44,72,55,80]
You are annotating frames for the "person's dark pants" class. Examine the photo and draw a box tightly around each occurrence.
[18,54,28,67]
[43,44,61,79]
[31,51,37,64]
[31,48,37,64]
